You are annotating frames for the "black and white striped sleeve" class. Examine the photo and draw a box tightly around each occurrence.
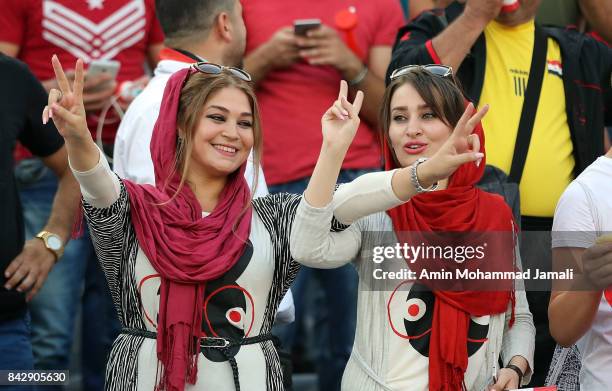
[81,179,132,297]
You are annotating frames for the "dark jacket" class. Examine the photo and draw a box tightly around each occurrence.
[388,2,612,176]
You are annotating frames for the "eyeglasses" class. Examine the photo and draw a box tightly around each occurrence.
[390,64,453,81]
[191,62,252,82]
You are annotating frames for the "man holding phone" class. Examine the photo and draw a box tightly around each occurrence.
[242,1,404,389]
[0,1,164,390]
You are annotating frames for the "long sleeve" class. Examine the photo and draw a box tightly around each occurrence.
[290,198,363,268]
[332,169,403,225]
[500,244,536,386]
[74,147,133,303]
[70,146,121,208]
[291,169,403,268]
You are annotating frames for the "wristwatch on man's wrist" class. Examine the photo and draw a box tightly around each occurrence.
[35,230,64,262]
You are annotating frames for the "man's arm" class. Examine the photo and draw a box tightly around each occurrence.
[410,0,436,19]
[548,247,602,347]
[388,0,502,78]
[243,27,300,87]
[430,0,501,70]
[39,147,81,242]
[343,46,391,128]
[4,146,80,301]
[296,24,397,128]
[579,0,612,43]
[548,180,609,347]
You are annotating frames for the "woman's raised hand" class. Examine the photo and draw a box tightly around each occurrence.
[43,55,89,140]
[321,80,364,152]
[420,103,488,184]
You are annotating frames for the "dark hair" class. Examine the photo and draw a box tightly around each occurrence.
[379,68,466,163]
[155,0,235,46]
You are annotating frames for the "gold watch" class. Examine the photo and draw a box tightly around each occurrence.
[35,231,64,262]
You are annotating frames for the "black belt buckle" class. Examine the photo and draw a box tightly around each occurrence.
[201,337,230,349]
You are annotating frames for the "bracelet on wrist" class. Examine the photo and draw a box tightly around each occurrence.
[409,157,438,193]
[348,66,368,86]
[505,364,524,386]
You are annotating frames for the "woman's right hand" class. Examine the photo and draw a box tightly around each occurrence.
[43,55,89,140]
[320,80,364,153]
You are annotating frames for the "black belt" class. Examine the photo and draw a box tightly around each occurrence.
[121,327,277,391]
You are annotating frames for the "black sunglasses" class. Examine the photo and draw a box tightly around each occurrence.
[191,62,252,82]
[390,64,453,81]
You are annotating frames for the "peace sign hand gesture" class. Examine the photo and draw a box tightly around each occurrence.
[321,80,364,153]
[419,103,488,185]
[43,55,89,140]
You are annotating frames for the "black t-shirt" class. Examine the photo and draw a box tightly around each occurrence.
[0,53,64,319]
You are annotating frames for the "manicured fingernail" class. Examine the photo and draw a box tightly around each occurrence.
[476,158,482,167]
[4,284,11,290]
[475,152,484,158]
[16,287,22,292]
[343,110,349,116]
[49,109,53,119]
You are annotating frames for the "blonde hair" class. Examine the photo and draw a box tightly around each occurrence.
[170,70,263,200]
[157,70,262,242]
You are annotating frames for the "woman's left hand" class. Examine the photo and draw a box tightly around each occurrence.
[321,80,364,153]
[489,367,520,391]
[419,102,487,186]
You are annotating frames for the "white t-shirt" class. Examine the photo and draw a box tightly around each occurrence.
[552,155,612,391]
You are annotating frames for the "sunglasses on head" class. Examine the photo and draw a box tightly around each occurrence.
[191,62,252,82]
[390,64,453,81]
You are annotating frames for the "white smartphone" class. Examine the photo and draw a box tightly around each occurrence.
[86,59,120,91]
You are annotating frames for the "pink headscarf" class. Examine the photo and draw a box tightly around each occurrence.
[123,68,253,391]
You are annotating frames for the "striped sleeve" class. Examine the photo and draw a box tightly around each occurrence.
[252,192,350,330]
[81,179,136,323]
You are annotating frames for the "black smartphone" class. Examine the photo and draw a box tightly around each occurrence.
[293,19,321,36]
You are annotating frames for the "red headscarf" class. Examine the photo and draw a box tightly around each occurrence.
[123,68,252,391]
[383,120,516,390]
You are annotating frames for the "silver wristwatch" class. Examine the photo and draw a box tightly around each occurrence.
[409,157,438,193]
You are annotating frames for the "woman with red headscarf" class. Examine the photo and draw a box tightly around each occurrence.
[291,66,535,391]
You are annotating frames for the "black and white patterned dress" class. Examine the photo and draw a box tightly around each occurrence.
[83,179,307,391]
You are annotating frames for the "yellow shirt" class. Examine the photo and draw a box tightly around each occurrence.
[479,20,574,217]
